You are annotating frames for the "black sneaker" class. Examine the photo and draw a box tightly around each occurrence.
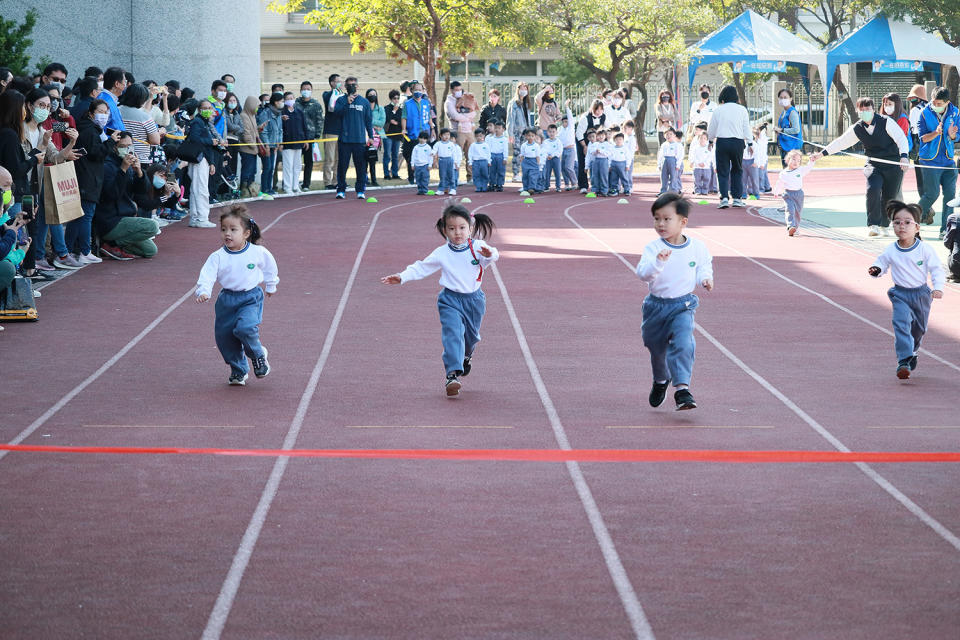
[674,389,697,411]
[649,380,670,407]
[909,354,919,370]
[462,356,472,377]
[445,373,462,397]
[228,371,248,386]
[251,348,270,378]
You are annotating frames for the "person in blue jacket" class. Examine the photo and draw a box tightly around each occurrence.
[775,88,802,167]
[916,86,959,236]
[334,76,374,200]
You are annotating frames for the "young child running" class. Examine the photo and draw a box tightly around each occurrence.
[868,201,945,379]
[196,205,279,386]
[381,201,499,397]
[636,193,714,410]
[773,149,815,236]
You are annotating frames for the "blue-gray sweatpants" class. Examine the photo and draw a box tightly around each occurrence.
[215,287,266,375]
[521,157,540,192]
[660,156,680,193]
[542,156,561,190]
[490,153,505,189]
[641,293,699,386]
[472,159,489,191]
[438,156,457,191]
[888,284,932,364]
[783,189,804,229]
[415,164,430,193]
[438,287,486,376]
[591,157,609,194]
[610,160,631,194]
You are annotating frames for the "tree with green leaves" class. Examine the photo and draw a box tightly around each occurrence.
[0,9,37,76]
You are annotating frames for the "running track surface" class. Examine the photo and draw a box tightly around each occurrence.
[2,169,959,639]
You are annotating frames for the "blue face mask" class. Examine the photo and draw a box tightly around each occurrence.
[152,175,166,189]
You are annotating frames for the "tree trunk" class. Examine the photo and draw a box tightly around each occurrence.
[634,84,650,155]
[422,43,438,110]
[439,70,451,129]
[945,65,960,112]
[831,67,857,132]
[730,66,747,107]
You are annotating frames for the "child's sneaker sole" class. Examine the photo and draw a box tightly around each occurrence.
[445,378,462,397]
[896,366,911,379]
[228,373,249,386]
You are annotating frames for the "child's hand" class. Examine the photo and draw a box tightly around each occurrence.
[196,294,209,303]
[657,249,671,261]
[701,279,714,291]
[381,274,402,285]
[868,266,881,278]
[932,289,943,299]
[478,245,493,257]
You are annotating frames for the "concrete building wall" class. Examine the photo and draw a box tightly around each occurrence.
[11,0,261,101]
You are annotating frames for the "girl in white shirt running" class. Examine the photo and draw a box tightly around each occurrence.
[196,205,279,386]
[868,201,944,379]
[382,201,499,397]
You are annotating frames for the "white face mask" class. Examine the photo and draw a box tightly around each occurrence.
[94,112,109,128]
[613,98,623,107]
[283,99,295,108]
[779,98,792,107]
[97,80,104,90]
[518,89,527,98]
[301,90,311,99]
[216,91,227,100]
[453,90,463,98]
[883,104,895,115]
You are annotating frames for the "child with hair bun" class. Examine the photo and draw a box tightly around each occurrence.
[382,200,498,397]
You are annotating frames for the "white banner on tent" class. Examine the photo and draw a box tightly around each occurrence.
[871,59,924,73]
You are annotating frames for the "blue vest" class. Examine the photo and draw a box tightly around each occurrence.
[917,103,958,166]
[778,107,802,151]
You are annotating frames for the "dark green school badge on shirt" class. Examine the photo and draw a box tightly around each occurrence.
[247,263,256,269]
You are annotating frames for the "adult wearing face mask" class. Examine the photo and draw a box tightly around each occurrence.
[0,165,25,299]
[507,83,532,182]
[40,63,68,94]
[906,85,928,205]
[774,88,802,168]
[655,89,680,145]
[182,99,221,228]
[97,67,128,132]
[915,87,959,236]
[322,74,343,189]
[297,81,324,190]
[221,74,236,95]
[812,97,910,237]
[257,92,284,198]
[69,99,119,264]
[333,76,374,200]
[605,90,630,130]
[40,84,77,150]
[401,81,433,184]
[446,80,476,180]
[280,91,307,194]
[383,89,403,180]
[206,80,229,200]
[687,84,716,139]
[238,95,264,198]
[536,84,562,138]
[478,88,506,133]
[223,92,244,179]
[574,99,605,193]
[95,132,159,258]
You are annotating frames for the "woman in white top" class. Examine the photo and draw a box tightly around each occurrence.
[707,85,752,209]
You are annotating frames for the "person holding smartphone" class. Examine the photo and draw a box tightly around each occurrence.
[95,131,160,259]
[1,166,30,304]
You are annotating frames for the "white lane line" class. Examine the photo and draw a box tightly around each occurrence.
[81,425,257,429]
[1,202,328,462]
[564,205,960,554]
[346,425,514,429]
[490,260,655,640]
[200,200,416,640]
[607,425,774,430]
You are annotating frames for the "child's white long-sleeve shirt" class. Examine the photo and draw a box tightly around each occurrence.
[636,236,713,298]
[412,142,434,167]
[688,143,714,169]
[774,163,814,193]
[520,141,541,159]
[541,138,563,159]
[487,134,509,156]
[398,239,500,293]
[433,140,459,160]
[469,141,491,163]
[609,144,630,163]
[754,132,769,166]
[586,140,611,163]
[624,133,637,157]
[196,243,279,298]
[657,141,684,169]
[871,239,946,290]
[559,109,576,147]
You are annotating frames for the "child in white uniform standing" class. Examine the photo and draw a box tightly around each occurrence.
[559,105,577,190]
[433,128,461,195]
[773,149,815,236]
[382,201,499,397]
[487,121,508,192]
[868,201,945,379]
[657,128,684,194]
[688,132,714,195]
[636,193,713,410]
[196,205,279,385]
[468,128,491,192]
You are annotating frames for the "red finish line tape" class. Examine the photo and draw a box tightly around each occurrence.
[2,445,959,463]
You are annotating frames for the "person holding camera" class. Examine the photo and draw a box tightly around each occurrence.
[0,90,43,279]
[333,76,374,200]
[96,132,160,259]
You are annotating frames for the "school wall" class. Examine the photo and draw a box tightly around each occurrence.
[14,0,262,102]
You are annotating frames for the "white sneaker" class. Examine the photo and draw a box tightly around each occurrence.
[580,188,588,194]
[881,226,892,237]
[76,252,102,265]
[189,220,217,228]
[867,225,880,237]
[357,192,365,199]
[449,189,457,195]
[947,196,960,208]
[53,254,83,269]
[731,198,745,207]
[718,198,729,209]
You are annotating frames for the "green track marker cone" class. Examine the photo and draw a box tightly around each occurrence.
[460,197,472,203]
[617,198,628,204]
[523,197,535,204]
[748,194,758,200]
[585,192,597,198]
[697,199,709,205]
[427,190,436,195]
[366,197,378,203]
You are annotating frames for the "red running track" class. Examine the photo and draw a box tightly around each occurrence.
[1,174,958,639]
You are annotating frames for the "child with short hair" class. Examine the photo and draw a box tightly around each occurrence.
[411,130,434,195]
[657,128,683,194]
[469,128,491,192]
[868,200,944,379]
[487,120,508,192]
[196,205,279,386]
[688,132,714,195]
[623,120,638,179]
[773,149,815,236]
[756,124,772,192]
[519,128,542,194]
[586,129,611,196]
[559,103,577,190]
[433,128,461,195]
[636,193,713,410]
[609,133,632,196]
[695,122,718,193]
[540,124,563,192]
[382,201,500,397]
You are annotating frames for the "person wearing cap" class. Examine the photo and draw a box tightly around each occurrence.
[907,84,928,214]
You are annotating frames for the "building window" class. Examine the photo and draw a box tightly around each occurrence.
[488,60,538,77]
